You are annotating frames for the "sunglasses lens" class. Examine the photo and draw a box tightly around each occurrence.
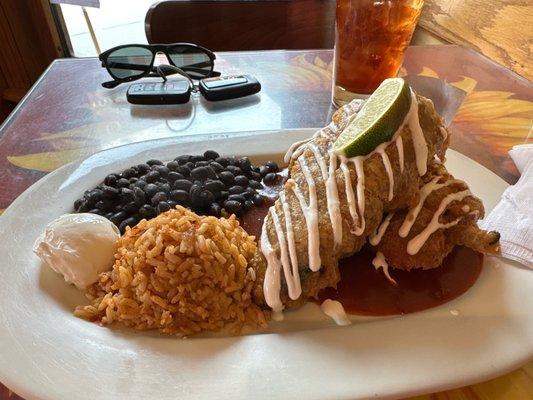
[107,46,153,79]
[168,46,213,79]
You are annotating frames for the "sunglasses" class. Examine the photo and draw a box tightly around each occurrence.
[99,43,220,89]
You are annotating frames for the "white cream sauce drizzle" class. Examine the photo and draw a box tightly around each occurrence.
[270,204,302,300]
[398,177,459,238]
[406,92,428,176]
[407,190,471,255]
[372,252,397,285]
[294,156,321,271]
[396,136,404,172]
[262,92,426,313]
[376,143,394,201]
[321,299,352,326]
[308,144,343,247]
[369,213,394,246]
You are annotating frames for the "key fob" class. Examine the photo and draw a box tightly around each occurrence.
[199,74,261,101]
[127,81,191,105]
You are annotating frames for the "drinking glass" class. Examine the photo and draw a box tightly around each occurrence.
[332,0,424,106]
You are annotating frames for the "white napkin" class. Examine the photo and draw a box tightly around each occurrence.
[482,144,533,268]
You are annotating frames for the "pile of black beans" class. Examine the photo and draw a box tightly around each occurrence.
[73,150,281,233]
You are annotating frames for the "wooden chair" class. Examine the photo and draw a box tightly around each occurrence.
[145,0,335,51]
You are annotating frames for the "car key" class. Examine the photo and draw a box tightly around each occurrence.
[199,74,261,101]
[126,81,191,105]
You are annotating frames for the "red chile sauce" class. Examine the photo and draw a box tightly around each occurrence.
[239,169,483,316]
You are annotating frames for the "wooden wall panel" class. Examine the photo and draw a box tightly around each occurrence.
[419,0,532,80]
[0,0,63,117]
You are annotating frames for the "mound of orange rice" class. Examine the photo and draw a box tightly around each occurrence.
[75,206,267,336]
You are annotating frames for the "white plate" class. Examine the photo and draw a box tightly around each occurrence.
[0,129,531,400]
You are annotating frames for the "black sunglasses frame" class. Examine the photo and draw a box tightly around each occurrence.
[99,43,218,88]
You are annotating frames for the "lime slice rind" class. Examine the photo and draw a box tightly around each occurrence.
[334,78,412,158]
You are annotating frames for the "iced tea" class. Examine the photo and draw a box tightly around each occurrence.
[333,0,423,106]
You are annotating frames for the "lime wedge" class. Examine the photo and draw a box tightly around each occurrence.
[333,78,412,157]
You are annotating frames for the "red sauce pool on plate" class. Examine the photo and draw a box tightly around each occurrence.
[239,168,483,316]
[317,246,483,316]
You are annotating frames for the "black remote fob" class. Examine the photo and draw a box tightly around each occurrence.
[127,81,191,105]
[199,74,261,101]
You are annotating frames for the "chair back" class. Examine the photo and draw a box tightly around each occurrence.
[145,0,335,51]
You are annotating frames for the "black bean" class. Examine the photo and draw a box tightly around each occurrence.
[205,166,217,179]
[185,161,195,170]
[191,166,209,180]
[204,150,219,160]
[191,155,205,162]
[102,185,119,198]
[228,194,246,203]
[266,161,279,173]
[195,161,209,167]
[237,157,252,172]
[151,192,168,206]
[121,168,137,179]
[176,165,191,176]
[229,185,244,195]
[123,201,138,214]
[204,180,225,194]
[132,187,146,205]
[170,189,189,203]
[144,170,160,183]
[95,199,113,211]
[119,217,138,233]
[259,165,270,177]
[198,190,215,207]
[234,175,249,187]
[136,163,151,174]
[153,165,170,178]
[117,178,130,188]
[264,173,278,185]
[209,161,224,172]
[242,190,254,200]
[109,211,127,225]
[249,171,262,181]
[157,202,171,213]
[227,156,238,165]
[74,199,83,211]
[167,171,183,182]
[224,200,242,214]
[253,194,265,205]
[147,159,163,166]
[89,208,103,215]
[168,200,177,209]
[173,179,193,191]
[215,157,229,167]
[129,177,138,184]
[86,188,103,203]
[189,184,202,204]
[166,160,180,171]
[226,165,242,176]
[175,155,192,165]
[218,190,229,200]
[105,212,114,219]
[139,204,157,219]
[249,180,263,189]
[134,179,147,189]
[120,188,135,203]
[157,182,171,194]
[144,183,159,197]
[244,200,254,211]
[219,171,234,186]
[209,202,222,217]
[77,200,90,213]
[104,174,118,187]
[112,204,123,213]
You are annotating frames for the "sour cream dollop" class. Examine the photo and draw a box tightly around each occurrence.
[33,213,120,289]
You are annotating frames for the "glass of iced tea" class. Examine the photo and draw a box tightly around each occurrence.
[333,0,424,106]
